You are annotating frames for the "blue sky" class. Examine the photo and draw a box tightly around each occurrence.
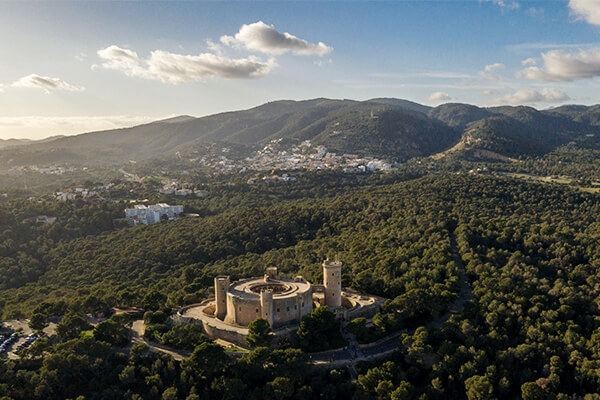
[1,0,600,139]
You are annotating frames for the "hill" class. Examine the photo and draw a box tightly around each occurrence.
[2,98,600,167]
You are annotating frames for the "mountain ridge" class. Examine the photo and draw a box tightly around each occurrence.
[1,97,600,167]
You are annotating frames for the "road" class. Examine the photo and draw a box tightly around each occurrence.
[129,320,191,361]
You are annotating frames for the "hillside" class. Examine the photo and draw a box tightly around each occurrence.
[2,98,600,167]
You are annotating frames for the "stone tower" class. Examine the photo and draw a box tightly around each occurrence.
[323,260,342,308]
[214,275,230,320]
[260,289,274,327]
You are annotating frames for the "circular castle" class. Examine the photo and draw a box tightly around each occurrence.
[215,262,340,328]
[178,260,382,345]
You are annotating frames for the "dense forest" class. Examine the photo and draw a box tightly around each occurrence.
[2,173,600,398]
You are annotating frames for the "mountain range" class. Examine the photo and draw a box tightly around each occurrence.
[2,98,600,168]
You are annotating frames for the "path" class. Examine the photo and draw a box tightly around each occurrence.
[129,320,190,361]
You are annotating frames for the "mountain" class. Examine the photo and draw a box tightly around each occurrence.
[0,138,31,149]
[0,99,456,166]
[2,97,600,168]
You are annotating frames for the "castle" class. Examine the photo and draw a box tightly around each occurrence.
[177,260,382,346]
[214,260,342,328]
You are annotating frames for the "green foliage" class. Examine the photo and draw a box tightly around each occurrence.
[55,313,92,341]
[5,172,600,398]
[297,306,345,352]
[29,313,47,333]
[246,318,273,348]
[93,318,129,346]
[161,324,209,351]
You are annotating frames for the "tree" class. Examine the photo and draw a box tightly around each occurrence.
[297,306,345,352]
[246,318,273,348]
[521,382,554,400]
[162,387,178,400]
[184,342,229,381]
[56,313,92,341]
[266,377,294,400]
[142,291,167,311]
[464,375,493,400]
[29,313,48,333]
[93,319,129,346]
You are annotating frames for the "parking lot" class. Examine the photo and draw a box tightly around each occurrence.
[0,320,57,359]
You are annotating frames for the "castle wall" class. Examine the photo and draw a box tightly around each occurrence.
[225,293,261,326]
[271,290,312,328]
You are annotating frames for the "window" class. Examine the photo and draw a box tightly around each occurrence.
[239,307,241,311]
[256,309,259,313]
[287,307,290,312]
[277,308,280,312]
[294,305,297,310]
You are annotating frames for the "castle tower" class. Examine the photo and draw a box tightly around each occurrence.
[214,275,230,320]
[260,289,274,327]
[323,260,342,308]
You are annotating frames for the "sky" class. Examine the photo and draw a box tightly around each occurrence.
[2,0,600,139]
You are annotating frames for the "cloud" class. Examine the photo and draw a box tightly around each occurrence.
[97,45,276,83]
[480,63,506,80]
[484,63,505,72]
[220,21,332,56]
[521,57,538,66]
[498,88,570,104]
[483,89,502,96]
[518,48,600,81]
[12,74,84,93]
[428,92,452,102]
[569,0,600,25]
[482,0,520,9]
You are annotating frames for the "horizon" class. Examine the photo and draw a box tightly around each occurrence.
[0,95,595,142]
[2,0,600,140]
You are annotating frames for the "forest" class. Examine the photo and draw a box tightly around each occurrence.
[2,173,600,398]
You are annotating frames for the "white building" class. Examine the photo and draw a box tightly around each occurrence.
[124,203,183,225]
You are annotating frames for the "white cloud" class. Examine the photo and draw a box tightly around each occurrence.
[12,74,84,93]
[521,57,538,66]
[97,45,276,83]
[428,92,452,102]
[484,63,505,72]
[569,0,600,25]
[220,21,332,56]
[498,88,570,104]
[480,63,506,80]
[518,48,600,81]
[483,89,502,96]
[482,0,520,9]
